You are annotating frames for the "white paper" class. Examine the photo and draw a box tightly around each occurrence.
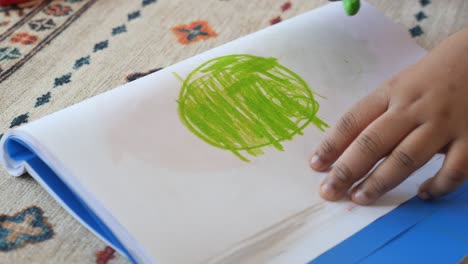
[0,2,433,264]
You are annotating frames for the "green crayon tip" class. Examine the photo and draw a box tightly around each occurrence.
[343,0,360,16]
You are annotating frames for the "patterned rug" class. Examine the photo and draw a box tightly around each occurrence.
[0,0,466,263]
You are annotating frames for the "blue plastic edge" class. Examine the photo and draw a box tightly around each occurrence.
[310,181,468,264]
[5,137,137,264]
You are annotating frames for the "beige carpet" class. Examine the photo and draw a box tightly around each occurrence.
[0,0,466,263]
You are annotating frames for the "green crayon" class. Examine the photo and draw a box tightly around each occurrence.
[343,0,360,16]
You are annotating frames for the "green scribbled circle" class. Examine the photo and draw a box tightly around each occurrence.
[177,54,328,161]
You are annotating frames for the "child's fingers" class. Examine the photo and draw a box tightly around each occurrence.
[418,140,468,200]
[310,89,387,171]
[351,124,447,205]
[319,112,414,201]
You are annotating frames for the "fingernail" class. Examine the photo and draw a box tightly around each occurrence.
[310,154,324,169]
[353,190,371,204]
[321,182,336,198]
[418,191,431,200]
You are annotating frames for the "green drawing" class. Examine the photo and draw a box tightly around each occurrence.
[176,54,328,161]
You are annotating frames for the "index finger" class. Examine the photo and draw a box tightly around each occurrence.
[310,88,388,171]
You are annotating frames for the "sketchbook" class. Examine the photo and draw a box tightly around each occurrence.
[0,2,435,263]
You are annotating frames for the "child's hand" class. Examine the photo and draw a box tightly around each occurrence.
[310,28,468,205]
